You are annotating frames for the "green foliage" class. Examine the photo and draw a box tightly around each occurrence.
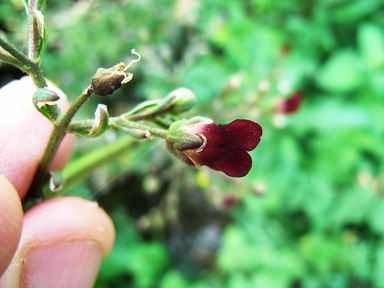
[1,0,384,287]
[95,209,169,288]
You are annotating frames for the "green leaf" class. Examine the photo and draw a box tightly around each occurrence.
[373,245,384,288]
[358,23,384,70]
[159,271,188,288]
[316,50,363,93]
[127,242,169,288]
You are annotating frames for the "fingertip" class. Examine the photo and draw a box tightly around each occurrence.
[0,175,23,277]
[22,196,115,256]
[0,77,75,199]
[0,196,115,287]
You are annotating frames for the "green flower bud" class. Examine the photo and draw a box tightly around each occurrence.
[166,88,196,113]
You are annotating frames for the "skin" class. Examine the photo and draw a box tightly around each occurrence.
[0,77,115,287]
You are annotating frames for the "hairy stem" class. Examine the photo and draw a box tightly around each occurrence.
[44,136,136,197]
[110,117,168,138]
[0,35,31,70]
[27,86,94,198]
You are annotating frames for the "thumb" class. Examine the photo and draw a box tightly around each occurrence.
[0,175,23,277]
[0,197,115,288]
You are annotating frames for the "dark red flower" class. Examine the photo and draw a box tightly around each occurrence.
[222,195,240,209]
[275,92,302,114]
[166,117,262,177]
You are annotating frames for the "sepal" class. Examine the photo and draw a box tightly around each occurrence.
[32,87,61,120]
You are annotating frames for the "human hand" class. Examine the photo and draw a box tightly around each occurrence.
[0,77,115,287]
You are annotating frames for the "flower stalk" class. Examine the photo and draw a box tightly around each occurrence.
[27,85,95,197]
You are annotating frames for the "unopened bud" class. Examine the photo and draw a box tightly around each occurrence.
[166,88,196,113]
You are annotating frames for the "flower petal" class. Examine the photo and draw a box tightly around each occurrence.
[184,146,252,177]
[188,119,262,151]
[275,92,302,114]
[226,120,262,151]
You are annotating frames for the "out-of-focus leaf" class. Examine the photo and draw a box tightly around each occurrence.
[373,245,384,288]
[180,57,229,106]
[293,99,371,134]
[358,23,384,70]
[316,50,363,93]
[160,271,189,288]
[128,242,169,288]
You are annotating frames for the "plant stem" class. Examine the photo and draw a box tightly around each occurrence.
[27,86,94,198]
[44,136,136,197]
[110,117,168,138]
[0,35,61,119]
[0,35,31,69]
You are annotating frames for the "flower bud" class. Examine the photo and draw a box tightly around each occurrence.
[166,88,196,113]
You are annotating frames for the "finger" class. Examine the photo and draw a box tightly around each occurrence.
[0,175,23,277]
[0,197,115,288]
[0,77,75,199]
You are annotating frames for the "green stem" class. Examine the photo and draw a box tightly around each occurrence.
[44,136,136,197]
[0,35,60,119]
[0,35,33,71]
[27,86,94,198]
[110,117,168,138]
[27,62,47,87]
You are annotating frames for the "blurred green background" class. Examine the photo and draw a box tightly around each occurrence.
[1,0,384,287]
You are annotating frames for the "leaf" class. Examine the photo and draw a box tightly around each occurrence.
[316,50,363,93]
[358,22,384,70]
[373,245,384,288]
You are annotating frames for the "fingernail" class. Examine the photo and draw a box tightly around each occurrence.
[20,241,102,288]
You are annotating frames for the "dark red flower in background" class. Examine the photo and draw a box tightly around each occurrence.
[166,118,262,177]
[275,92,302,114]
[222,195,240,209]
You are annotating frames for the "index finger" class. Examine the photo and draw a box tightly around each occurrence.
[0,77,75,199]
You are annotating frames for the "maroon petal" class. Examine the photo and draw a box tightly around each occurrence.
[184,146,252,177]
[211,148,253,177]
[275,92,302,114]
[189,119,262,151]
[225,120,262,151]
